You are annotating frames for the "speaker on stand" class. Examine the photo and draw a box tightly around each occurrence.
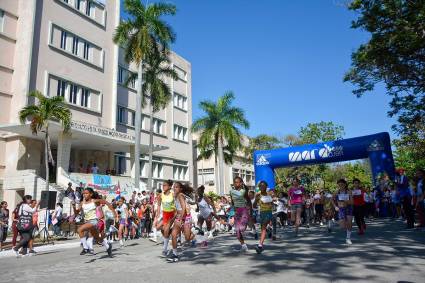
[39,191,57,244]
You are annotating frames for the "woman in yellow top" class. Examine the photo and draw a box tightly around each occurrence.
[253,181,273,254]
[155,180,176,257]
[72,187,117,257]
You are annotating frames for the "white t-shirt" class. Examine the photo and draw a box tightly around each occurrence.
[91,166,99,174]
[54,206,63,219]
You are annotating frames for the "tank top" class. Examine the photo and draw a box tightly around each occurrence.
[198,197,212,218]
[175,195,183,211]
[117,204,128,219]
[259,195,273,213]
[230,188,246,208]
[162,192,176,212]
[82,202,97,221]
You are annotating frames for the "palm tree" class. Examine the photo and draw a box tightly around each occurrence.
[113,0,176,190]
[127,45,178,191]
[192,92,249,195]
[19,91,71,191]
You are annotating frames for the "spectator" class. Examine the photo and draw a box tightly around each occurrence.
[0,201,9,251]
[52,203,64,236]
[13,195,40,256]
[396,169,414,228]
[415,169,424,228]
[91,163,99,174]
[78,163,84,173]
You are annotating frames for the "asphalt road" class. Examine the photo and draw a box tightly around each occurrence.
[0,218,424,283]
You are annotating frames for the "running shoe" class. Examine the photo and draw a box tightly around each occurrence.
[167,253,179,263]
[13,248,20,258]
[80,249,88,255]
[240,244,248,253]
[191,240,197,247]
[255,245,264,254]
[346,238,352,245]
[254,233,258,240]
[28,250,37,256]
[87,249,95,256]
[107,243,113,257]
[320,222,324,226]
[161,250,170,258]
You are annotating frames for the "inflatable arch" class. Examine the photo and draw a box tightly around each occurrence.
[253,132,395,189]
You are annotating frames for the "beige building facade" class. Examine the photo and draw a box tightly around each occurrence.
[194,135,255,195]
[0,0,193,211]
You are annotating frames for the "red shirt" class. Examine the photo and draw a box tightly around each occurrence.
[352,189,365,206]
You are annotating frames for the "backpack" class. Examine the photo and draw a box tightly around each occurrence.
[17,205,34,232]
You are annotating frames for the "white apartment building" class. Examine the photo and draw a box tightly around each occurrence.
[194,134,255,195]
[0,0,193,211]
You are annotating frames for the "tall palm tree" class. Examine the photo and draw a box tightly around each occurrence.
[113,0,176,190]
[192,92,250,195]
[19,91,71,191]
[127,45,178,191]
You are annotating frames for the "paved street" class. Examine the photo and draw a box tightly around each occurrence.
[0,219,424,283]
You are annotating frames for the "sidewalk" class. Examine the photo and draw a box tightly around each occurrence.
[0,239,81,258]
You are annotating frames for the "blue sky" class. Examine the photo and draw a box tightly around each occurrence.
[123,0,397,140]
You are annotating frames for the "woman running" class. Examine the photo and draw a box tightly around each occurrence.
[229,176,250,252]
[323,191,335,232]
[254,181,273,254]
[352,178,366,235]
[196,185,217,239]
[288,178,305,236]
[156,180,176,257]
[116,197,129,247]
[167,182,196,262]
[334,179,353,245]
[72,188,115,257]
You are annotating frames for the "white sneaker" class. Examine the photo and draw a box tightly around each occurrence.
[346,238,352,245]
[320,222,323,226]
[241,244,248,252]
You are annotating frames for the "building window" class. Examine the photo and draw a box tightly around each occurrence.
[72,36,79,55]
[60,31,67,50]
[117,106,126,124]
[0,10,4,33]
[153,119,164,135]
[57,80,67,97]
[174,66,187,81]
[115,153,126,175]
[152,162,163,178]
[173,125,188,141]
[69,84,78,104]
[83,42,90,60]
[81,88,90,107]
[75,0,82,11]
[118,66,124,84]
[118,66,137,89]
[130,111,135,126]
[85,1,92,16]
[173,161,188,181]
[174,93,187,110]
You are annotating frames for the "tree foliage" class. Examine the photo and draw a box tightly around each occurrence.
[244,134,282,161]
[192,92,250,164]
[298,121,345,144]
[344,0,425,157]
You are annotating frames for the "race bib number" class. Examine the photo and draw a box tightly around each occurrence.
[294,190,302,195]
[261,195,272,203]
[232,190,242,196]
[338,194,349,201]
[352,189,361,196]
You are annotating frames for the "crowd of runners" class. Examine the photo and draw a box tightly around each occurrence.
[0,168,423,261]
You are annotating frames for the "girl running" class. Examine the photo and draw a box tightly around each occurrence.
[196,185,217,239]
[352,178,366,235]
[72,188,116,257]
[288,178,305,236]
[167,182,196,262]
[323,191,335,232]
[254,181,273,254]
[156,180,176,257]
[334,179,354,245]
[116,197,129,247]
[229,176,250,252]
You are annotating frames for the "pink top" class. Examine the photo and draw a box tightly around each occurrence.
[289,187,305,205]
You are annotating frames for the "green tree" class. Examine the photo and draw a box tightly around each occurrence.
[298,121,345,144]
[344,0,425,157]
[244,134,282,162]
[113,0,176,190]
[192,92,250,195]
[127,45,178,191]
[19,91,71,191]
[393,135,425,179]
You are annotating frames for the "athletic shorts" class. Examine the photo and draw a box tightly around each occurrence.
[184,215,192,228]
[259,211,272,224]
[338,206,353,220]
[162,211,176,226]
[87,219,99,227]
[291,203,303,212]
[97,219,105,233]
[119,219,126,225]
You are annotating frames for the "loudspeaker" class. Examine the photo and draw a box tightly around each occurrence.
[40,191,57,210]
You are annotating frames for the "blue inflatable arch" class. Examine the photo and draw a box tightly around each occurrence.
[254,132,395,189]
